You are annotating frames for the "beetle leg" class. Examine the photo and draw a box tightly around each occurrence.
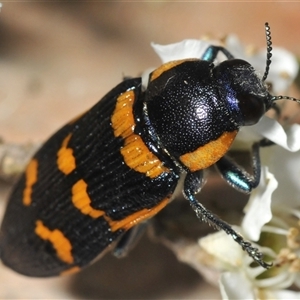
[201,45,234,62]
[183,170,205,196]
[113,222,148,258]
[182,169,272,269]
[215,142,261,193]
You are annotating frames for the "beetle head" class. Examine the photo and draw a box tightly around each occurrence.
[213,59,273,126]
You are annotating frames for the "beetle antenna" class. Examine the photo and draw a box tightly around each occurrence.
[262,22,273,82]
[264,23,300,105]
[272,95,300,104]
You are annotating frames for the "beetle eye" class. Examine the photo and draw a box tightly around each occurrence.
[237,93,266,125]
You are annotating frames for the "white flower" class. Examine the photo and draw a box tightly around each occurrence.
[151,39,212,63]
[199,161,300,299]
[225,35,298,94]
[148,34,300,299]
[241,166,276,242]
[151,35,298,95]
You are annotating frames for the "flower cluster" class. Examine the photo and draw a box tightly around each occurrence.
[148,34,300,299]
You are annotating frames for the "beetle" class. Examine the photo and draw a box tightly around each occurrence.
[0,23,299,277]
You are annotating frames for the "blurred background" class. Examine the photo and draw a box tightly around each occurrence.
[0,2,300,299]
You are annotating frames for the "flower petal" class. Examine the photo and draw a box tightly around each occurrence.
[268,146,300,205]
[219,271,255,300]
[240,116,300,152]
[223,34,246,59]
[151,39,212,63]
[242,167,277,241]
[249,48,299,94]
[225,35,298,93]
[199,230,244,268]
[263,289,300,299]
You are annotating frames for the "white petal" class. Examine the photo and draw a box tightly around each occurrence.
[268,146,300,205]
[151,37,298,96]
[242,167,277,241]
[151,40,211,63]
[255,270,295,290]
[250,48,299,94]
[263,289,300,299]
[219,271,255,300]
[141,67,155,87]
[225,34,247,59]
[250,116,300,152]
[225,36,298,93]
[199,230,244,268]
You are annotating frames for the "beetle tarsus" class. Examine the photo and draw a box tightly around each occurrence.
[186,193,272,269]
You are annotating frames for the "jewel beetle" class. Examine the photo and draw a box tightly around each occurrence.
[0,23,299,277]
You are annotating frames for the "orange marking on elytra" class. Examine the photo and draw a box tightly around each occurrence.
[60,266,81,276]
[180,131,238,172]
[111,90,169,178]
[72,179,106,218]
[71,176,170,232]
[35,220,74,264]
[57,133,76,175]
[150,59,198,81]
[23,159,38,206]
[107,197,170,232]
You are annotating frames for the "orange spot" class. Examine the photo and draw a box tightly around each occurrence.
[107,197,170,232]
[60,266,81,276]
[57,134,76,175]
[23,159,38,206]
[111,90,135,138]
[111,90,169,178]
[180,131,238,172]
[35,220,74,264]
[72,178,170,232]
[72,179,169,231]
[150,59,198,81]
[72,179,106,218]
[121,135,167,178]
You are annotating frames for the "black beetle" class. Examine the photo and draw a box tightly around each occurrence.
[0,23,299,277]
